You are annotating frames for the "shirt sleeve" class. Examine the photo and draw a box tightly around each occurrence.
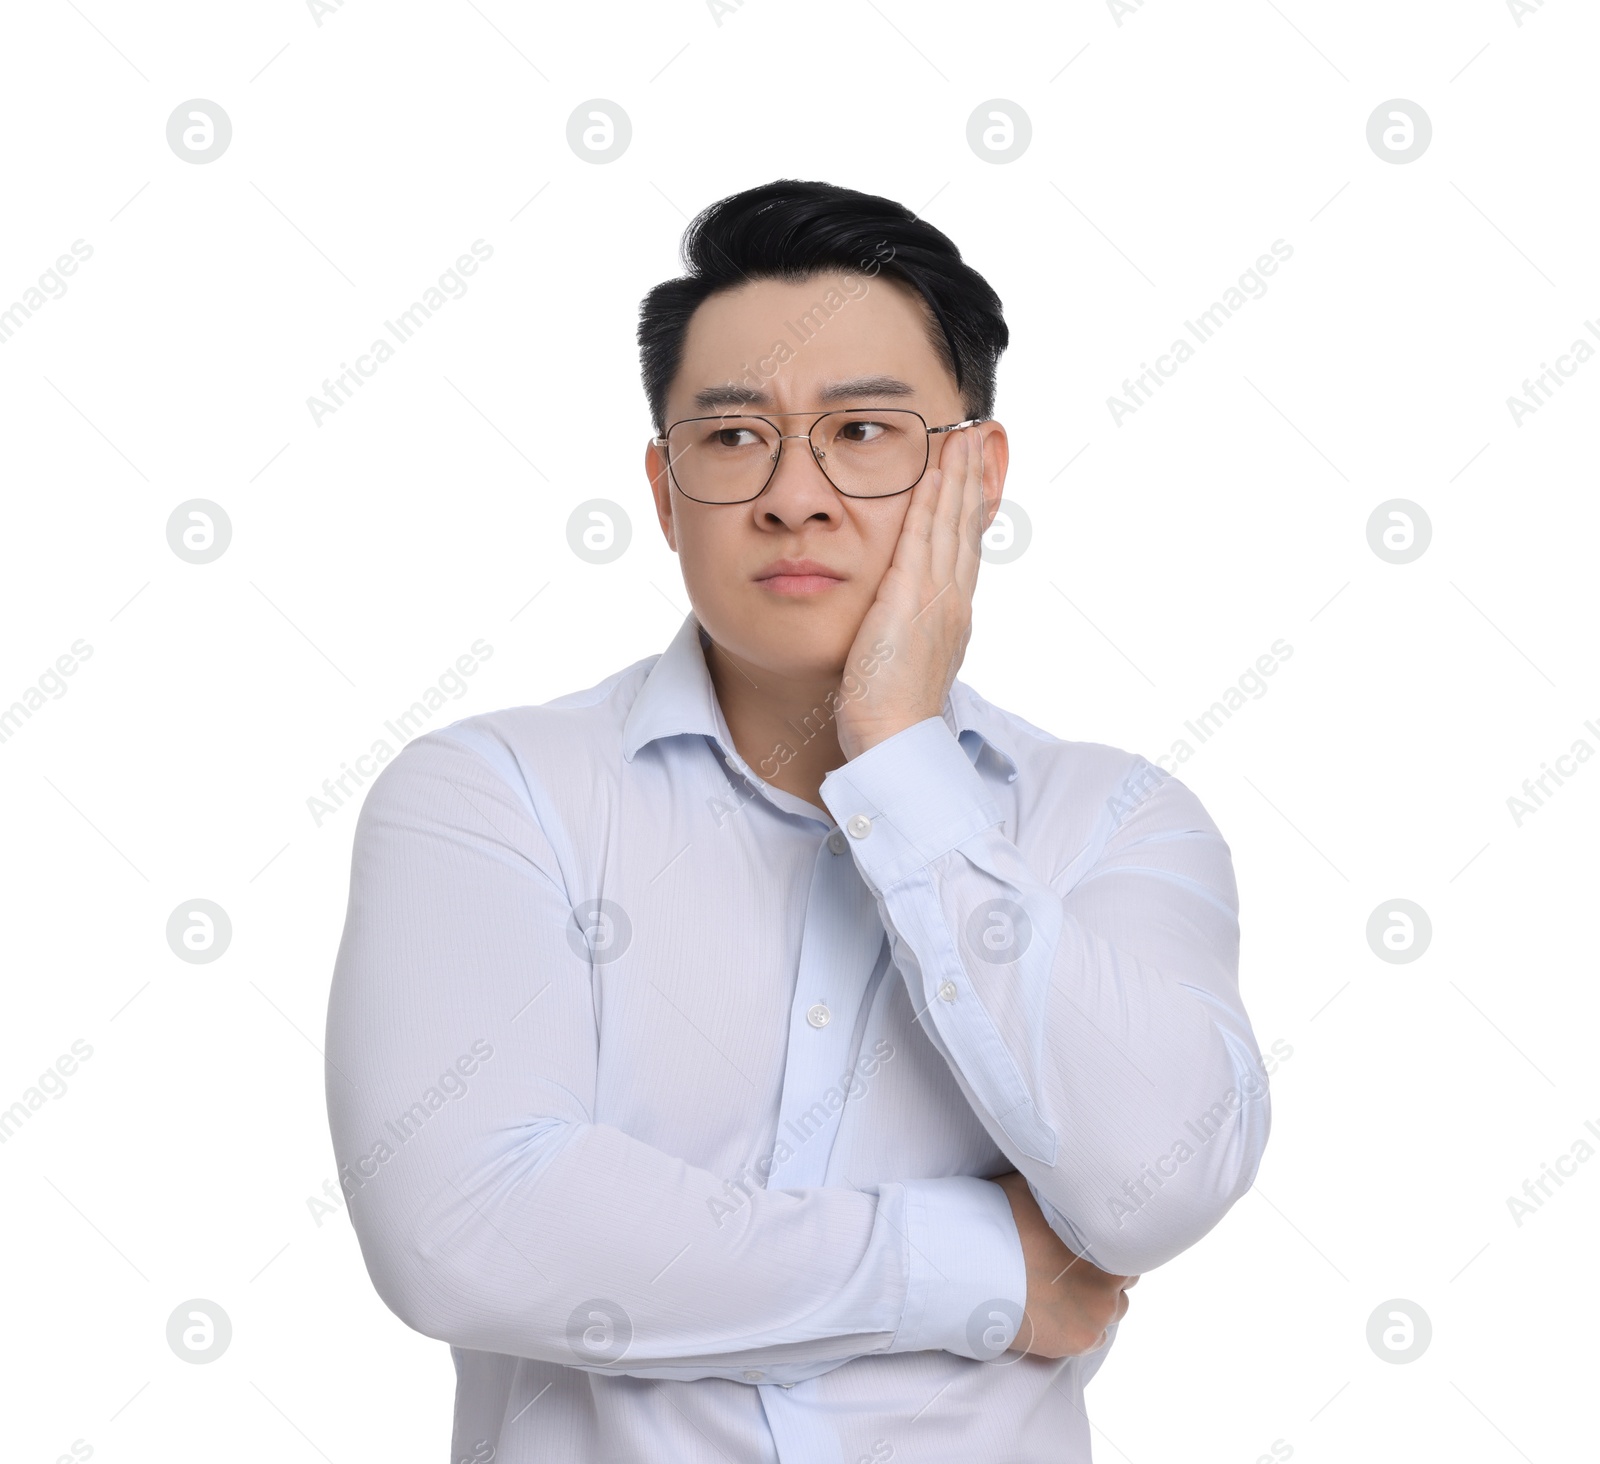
[818,716,1271,1277]
[323,727,1028,1385]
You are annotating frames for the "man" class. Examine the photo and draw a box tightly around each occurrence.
[325,178,1271,1463]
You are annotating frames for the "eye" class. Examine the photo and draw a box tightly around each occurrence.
[709,426,763,449]
[837,419,891,444]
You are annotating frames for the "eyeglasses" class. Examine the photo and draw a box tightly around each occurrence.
[653,408,989,505]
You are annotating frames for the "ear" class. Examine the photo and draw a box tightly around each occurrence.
[645,436,677,551]
[975,419,1010,536]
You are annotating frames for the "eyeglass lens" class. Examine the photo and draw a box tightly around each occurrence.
[665,409,929,503]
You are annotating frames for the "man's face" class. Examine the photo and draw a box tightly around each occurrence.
[645,270,1006,685]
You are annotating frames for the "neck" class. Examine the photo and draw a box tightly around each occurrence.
[702,635,847,814]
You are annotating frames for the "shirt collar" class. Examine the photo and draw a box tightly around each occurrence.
[622,610,1019,782]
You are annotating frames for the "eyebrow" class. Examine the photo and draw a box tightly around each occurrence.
[689,375,919,413]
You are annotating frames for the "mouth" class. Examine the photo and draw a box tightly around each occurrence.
[753,560,846,597]
[757,573,844,596]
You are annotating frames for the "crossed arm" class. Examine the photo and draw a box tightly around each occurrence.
[816,714,1271,1356]
[324,719,1266,1383]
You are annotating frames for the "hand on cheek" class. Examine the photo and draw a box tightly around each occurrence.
[835,425,986,761]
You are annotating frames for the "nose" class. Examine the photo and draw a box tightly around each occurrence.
[757,430,840,524]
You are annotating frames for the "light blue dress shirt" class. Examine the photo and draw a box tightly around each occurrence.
[324,609,1270,1463]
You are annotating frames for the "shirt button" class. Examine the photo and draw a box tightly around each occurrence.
[826,829,847,855]
[846,813,872,839]
[743,1369,764,1381]
[806,1003,831,1028]
[938,980,958,1002]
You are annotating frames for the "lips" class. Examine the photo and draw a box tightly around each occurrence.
[753,558,844,583]
[752,558,847,597]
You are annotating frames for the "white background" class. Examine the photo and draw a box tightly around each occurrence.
[2,1,1595,1460]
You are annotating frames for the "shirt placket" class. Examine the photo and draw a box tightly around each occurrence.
[762,826,887,1193]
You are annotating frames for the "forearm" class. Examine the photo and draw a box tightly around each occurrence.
[325,726,1027,1384]
[329,1094,1025,1382]
[909,934,1267,1274]
[820,721,1271,1276]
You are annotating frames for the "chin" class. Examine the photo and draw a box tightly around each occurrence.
[720,609,856,679]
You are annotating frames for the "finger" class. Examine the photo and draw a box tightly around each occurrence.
[930,426,967,584]
[915,470,947,582]
[934,422,972,582]
[952,426,986,600]
[890,465,941,591]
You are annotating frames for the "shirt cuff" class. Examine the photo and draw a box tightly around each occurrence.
[819,716,1004,895]
[890,1174,1028,1361]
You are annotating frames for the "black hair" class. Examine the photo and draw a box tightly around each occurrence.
[637,178,1008,434]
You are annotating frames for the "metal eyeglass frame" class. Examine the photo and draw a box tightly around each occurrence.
[652,408,990,504]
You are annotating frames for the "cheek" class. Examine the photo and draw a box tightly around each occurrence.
[675,521,738,597]
[858,502,910,570]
